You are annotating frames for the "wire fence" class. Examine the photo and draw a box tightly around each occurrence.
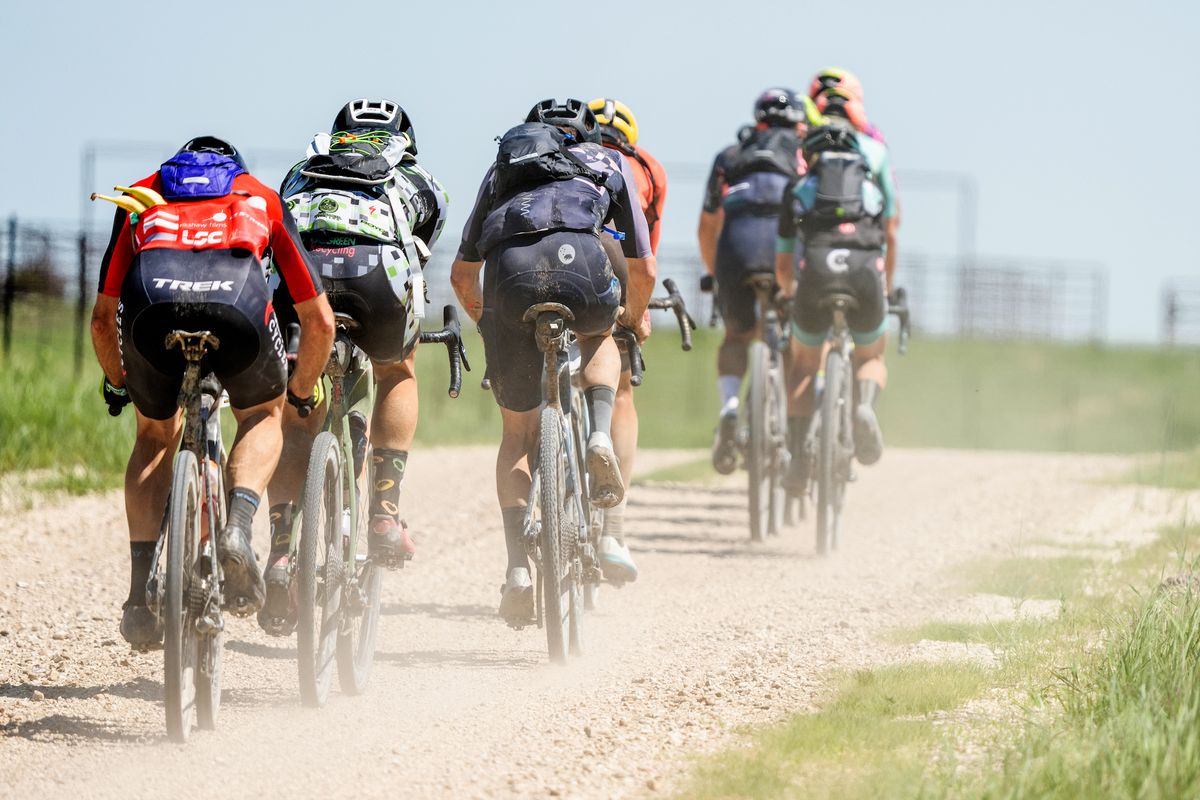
[1,216,1112,372]
[1162,280,1200,345]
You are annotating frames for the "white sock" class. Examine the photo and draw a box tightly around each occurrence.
[718,375,742,415]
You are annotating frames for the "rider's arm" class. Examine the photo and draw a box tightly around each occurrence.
[449,170,495,323]
[697,150,729,275]
[90,294,123,388]
[876,150,900,293]
[450,259,485,323]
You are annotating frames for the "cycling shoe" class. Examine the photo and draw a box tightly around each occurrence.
[853,403,884,465]
[120,601,163,649]
[711,410,738,475]
[498,567,535,626]
[586,432,624,509]
[257,553,295,636]
[218,523,265,615]
[369,516,415,569]
[599,535,638,584]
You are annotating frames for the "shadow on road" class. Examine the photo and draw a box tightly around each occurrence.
[375,648,540,669]
[381,602,495,621]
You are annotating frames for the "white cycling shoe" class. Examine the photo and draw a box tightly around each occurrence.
[498,567,534,625]
[586,431,624,509]
[599,535,638,584]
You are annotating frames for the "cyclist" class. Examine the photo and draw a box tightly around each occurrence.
[449,99,656,623]
[587,97,668,583]
[91,136,334,646]
[775,89,899,483]
[263,99,449,625]
[808,66,888,144]
[698,88,809,474]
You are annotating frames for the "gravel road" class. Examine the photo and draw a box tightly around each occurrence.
[0,447,1185,799]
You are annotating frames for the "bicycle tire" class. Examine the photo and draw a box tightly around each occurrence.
[817,350,846,555]
[538,406,569,663]
[195,458,224,731]
[831,358,855,551]
[297,431,342,708]
[766,355,788,537]
[164,450,200,743]
[570,387,602,611]
[747,342,772,542]
[337,550,382,695]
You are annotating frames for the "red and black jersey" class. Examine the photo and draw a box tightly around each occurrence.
[98,172,321,302]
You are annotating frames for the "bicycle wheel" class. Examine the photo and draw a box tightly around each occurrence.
[337,544,382,695]
[538,406,570,663]
[297,431,343,708]
[570,387,602,611]
[766,356,788,537]
[747,342,772,542]
[164,450,201,743]
[816,350,846,555]
[195,459,224,730]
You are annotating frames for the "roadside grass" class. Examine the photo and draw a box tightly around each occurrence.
[1128,447,1200,490]
[958,555,1093,600]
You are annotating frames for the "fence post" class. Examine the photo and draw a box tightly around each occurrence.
[76,232,88,373]
[3,215,15,359]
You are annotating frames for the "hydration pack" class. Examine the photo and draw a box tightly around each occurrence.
[800,124,872,226]
[723,127,803,183]
[300,129,415,186]
[159,152,245,200]
[492,122,609,199]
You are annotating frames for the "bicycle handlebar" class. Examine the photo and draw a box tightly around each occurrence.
[887,287,912,355]
[612,328,645,387]
[419,305,470,398]
[646,277,696,352]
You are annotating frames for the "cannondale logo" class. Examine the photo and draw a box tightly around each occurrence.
[825,249,851,273]
[558,244,576,265]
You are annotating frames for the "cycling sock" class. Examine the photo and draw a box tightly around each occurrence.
[501,506,529,572]
[585,386,616,439]
[718,375,742,414]
[602,500,626,544]
[127,541,155,605]
[370,448,408,520]
[857,379,882,409]
[268,503,294,555]
[789,415,812,458]
[348,411,368,478]
[227,488,260,535]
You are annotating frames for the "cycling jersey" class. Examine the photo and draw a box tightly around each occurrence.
[701,125,806,214]
[602,141,666,254]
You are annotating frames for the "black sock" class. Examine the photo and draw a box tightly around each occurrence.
[268,502,294,555]
[585,386,616,439]
[128,541,155,605]
[370,448,408,520]
[227,487,260,535]
[857,379,882,409]
[502,506,529,572]
[789,415,812,458]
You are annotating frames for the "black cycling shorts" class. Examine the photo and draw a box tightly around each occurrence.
[274,240,418,365]
[715,213,778,334]
[791,245,888,346]
[119,250,287,420]
[480,230,621,412]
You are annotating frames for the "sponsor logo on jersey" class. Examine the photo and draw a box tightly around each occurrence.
[151,278,235,291]
[825,249,850,273]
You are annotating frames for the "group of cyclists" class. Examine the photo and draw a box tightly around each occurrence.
[89,66,898,648]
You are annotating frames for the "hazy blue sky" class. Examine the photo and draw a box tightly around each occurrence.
[2,0,1196,341]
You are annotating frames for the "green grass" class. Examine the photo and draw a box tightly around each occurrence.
[892,618,1052,647]
[1128,448,1200,489]
[959,555,1094,600]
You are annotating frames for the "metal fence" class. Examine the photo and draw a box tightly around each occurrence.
[1162,280,1200,345]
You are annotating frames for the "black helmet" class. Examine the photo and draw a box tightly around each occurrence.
[332,98,417,153]
[179,136,247,169]
[753,87,805,127]
[525,98,601,144]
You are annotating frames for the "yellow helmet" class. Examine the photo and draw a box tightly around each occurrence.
[588,98,639,146]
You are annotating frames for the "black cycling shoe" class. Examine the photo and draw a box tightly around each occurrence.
[218,523,265,615]
[257,554,295,635]
[781,450,809,492]
[120,601,163,649]
[853,403,884,465]
[711,411,739,475]
[369,516,415,570]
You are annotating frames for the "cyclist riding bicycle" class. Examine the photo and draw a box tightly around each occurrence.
[449,98,656,624]
[587,97,668,583]
[91,136,335,646]
[774,90,900,485]
[698,88,811,474]
[264,99,449,625]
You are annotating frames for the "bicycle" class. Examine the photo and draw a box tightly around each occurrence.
[133,331,227,743]
[740,274,791,543]
[806,287,910,555]
[278,305,466,706]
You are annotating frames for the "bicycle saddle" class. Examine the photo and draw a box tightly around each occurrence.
[818,293,859,312]
[333,311,363,332]
[743,274,776,292]
[522,302,575,324]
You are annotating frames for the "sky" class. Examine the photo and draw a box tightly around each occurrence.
[2,0,1196,341]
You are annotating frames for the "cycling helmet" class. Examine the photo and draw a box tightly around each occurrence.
[813,87,869,132]
[331,98,417,153]
[753,88,806,127]
[179,136,247,170]
[588,98,639,146]
[809,67,865,102]
[525,98,601,144]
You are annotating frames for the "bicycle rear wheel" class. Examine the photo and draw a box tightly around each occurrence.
[195,459,224,731]
[816,350,847,555]
[337,544,382,695]
[297,432,343,708]
[766,355,788,537]
[538,406,570,663]
[570,387,602,611]
[164,450,201,742]
[747,342,773,542]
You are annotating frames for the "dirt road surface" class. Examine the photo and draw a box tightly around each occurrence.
[0,448,1186,799]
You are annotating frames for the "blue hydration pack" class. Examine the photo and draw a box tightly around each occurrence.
[159,151,246,200]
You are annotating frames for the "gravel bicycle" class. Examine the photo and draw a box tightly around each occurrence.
[807,287,910,554]
[136,330,227,743]
[277,306,465,706]
[741,274,790,543]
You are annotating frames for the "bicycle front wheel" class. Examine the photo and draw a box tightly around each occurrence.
[164,450,201,743]
[297,432,343,708]
[817,350,847,555]
[538,406,570,663]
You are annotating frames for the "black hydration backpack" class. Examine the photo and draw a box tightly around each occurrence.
[801,123,872,226]
[724,126,803,183]
[492,122,608,199]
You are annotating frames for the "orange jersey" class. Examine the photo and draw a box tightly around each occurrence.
[605,142,667,255]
